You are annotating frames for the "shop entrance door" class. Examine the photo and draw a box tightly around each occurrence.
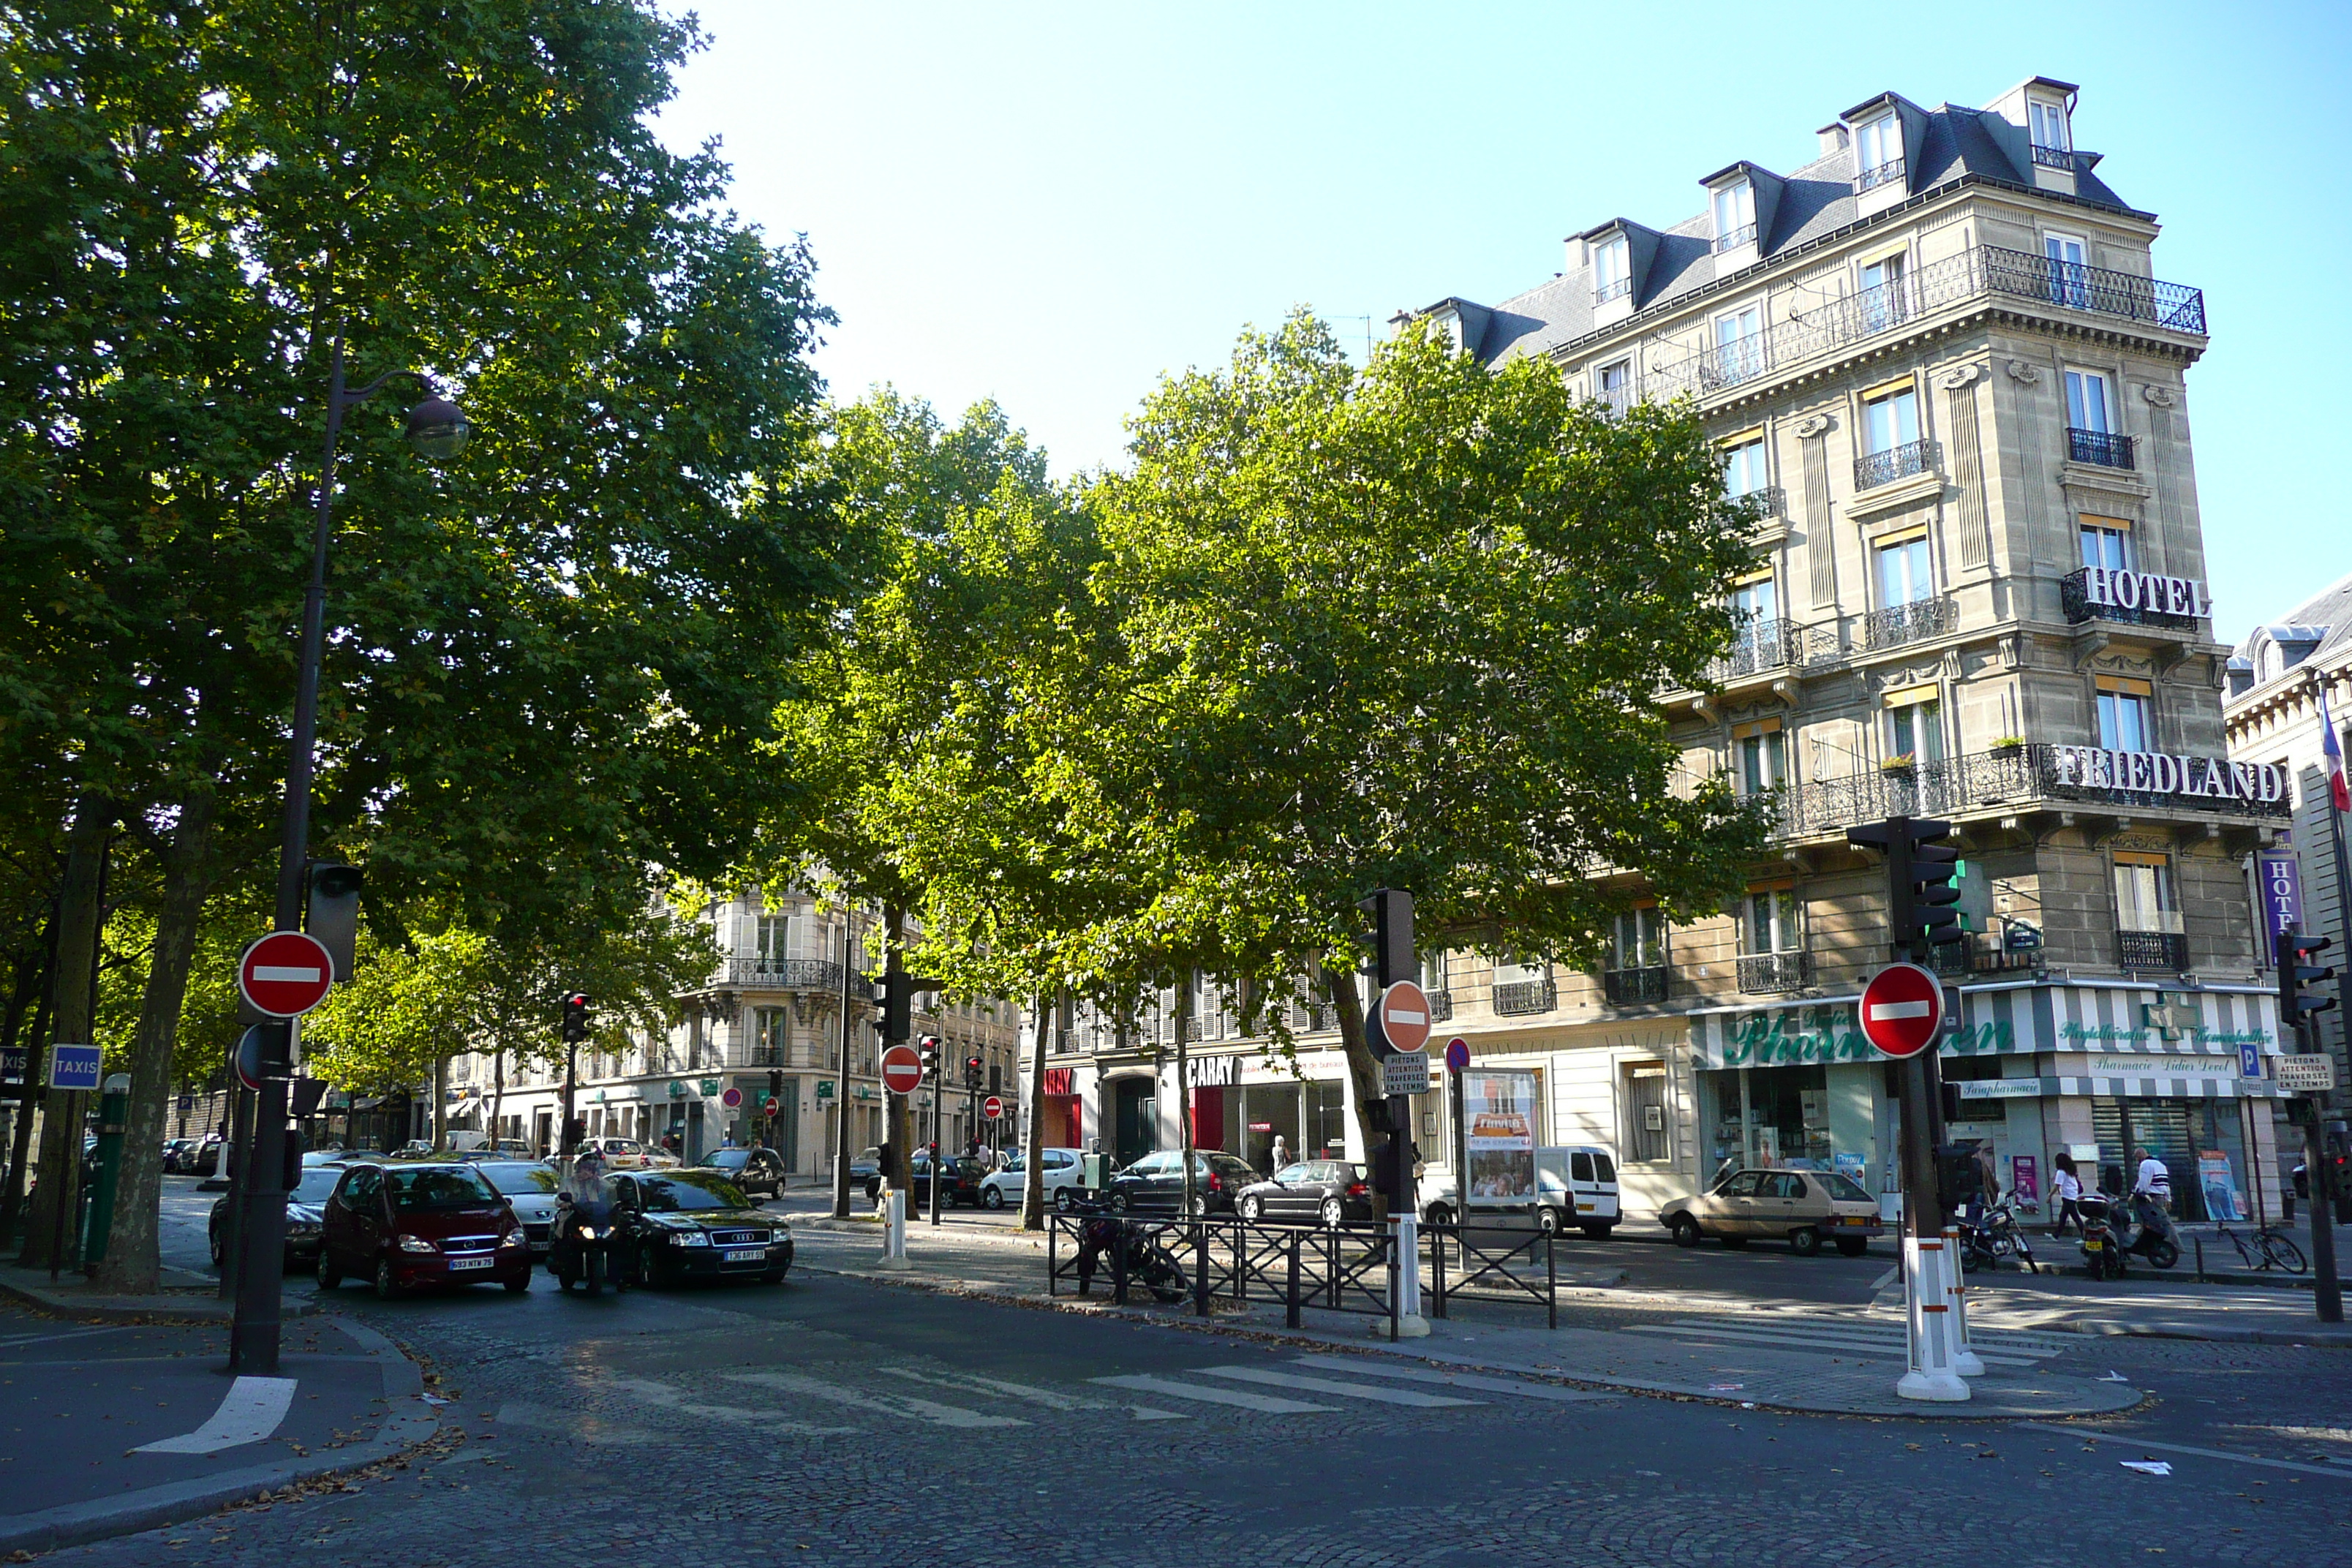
[1112,1079,1156,1165]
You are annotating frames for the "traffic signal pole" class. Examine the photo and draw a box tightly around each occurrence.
[2278,922,2343,1324]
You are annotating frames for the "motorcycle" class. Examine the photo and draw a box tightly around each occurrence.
[1958,1194,2035,1273]
[2077,1191,2178,1278]
[1071,1205,1188,1303]
[549,1188,624,1296]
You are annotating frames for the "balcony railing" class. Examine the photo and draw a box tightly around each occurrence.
[2059,568,2202,633]
[1737,951,1812,994]
[1637,246,2204,407]
[2118,930,2188,972]
[1856,157,1906,192]
[1425,990,1454,1024]
[1730,483,1785,519]
[2030,142,2073,170]
[1862,594,1956,651]
[1855,437,1940,491]
[1595,276,1631,305]
[1707,617,1839,683]
[1928,937,2044,977]
[721,957,843,991]
[1712,223,1757,253]
[2065,427,2136,469]
[1777,744,2292,838]
[1492,975,1558,1017]
[1602,966,1670,1006]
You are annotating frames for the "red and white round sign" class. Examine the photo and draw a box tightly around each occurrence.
[1373,980,1433,1054]
[238,931,335,1019]
[880,1044,923,1096]
[1858,962,1944,1058]
[981,1095,1004,1120]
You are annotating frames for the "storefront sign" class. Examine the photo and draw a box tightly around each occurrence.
[2061,1022,2274,1052]
[1707,1003,2017,1067]
[2074,566,2208,619]
[2257,848,2304,942]
[2085,1052,2242,1077]
[1041,1068,1074,1096]
[2046,746,2286,804]
[1956,1078,2043,1098]
[1189,1054,1239,1087]
[1463,1068,1537,1205]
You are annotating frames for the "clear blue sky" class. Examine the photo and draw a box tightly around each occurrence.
[655,1,2351,646]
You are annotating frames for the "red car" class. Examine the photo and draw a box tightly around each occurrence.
[317,1161,532,1299]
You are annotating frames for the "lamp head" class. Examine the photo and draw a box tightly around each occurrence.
[404,393,470,461]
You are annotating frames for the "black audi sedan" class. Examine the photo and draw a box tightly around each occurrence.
[1232,1160,1374,1226]
[605,1168,792,1288]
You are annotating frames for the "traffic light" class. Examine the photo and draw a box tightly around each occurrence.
[1847,815,1961,958]
[767,1068,784,1103]
[964,1054,983,1090]
[2278,928,2337,1028]
[919,1035,941,1081]
[560,992,592,1044]
[305,862,364,981]
[872,972,911,1043]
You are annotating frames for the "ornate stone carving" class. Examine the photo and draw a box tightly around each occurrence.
[2141,385,2178,408]
[2004,360,2041,385]
[1934,363,1983,391]
[1794,413,1833,439]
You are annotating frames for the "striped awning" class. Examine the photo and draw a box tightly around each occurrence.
[2048,986,2280,1058]
[1967,1074,2283,1100]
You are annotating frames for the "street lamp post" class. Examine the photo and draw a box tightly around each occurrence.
[228,336,468,1374]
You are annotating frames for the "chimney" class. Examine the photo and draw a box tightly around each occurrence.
[1817,122,1850,157]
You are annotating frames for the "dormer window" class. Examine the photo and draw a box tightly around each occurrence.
[1593,235,1631,304]
[2029,99,2071,169]
[1855,115,1904,191]
[1711,181,1757,253]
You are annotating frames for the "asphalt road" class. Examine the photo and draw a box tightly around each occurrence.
[48,1183,2352,1567]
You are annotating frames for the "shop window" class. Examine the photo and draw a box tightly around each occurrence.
[1623,1063,1669,1164]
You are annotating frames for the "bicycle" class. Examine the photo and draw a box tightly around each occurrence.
[2212,1215,2307,1275]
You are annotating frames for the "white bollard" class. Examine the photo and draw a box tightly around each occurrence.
[1896,1232,1970,1403]
[1942,1224,1985,1377]
[1391,1212,1430,1338]
[875,1184,911,1270]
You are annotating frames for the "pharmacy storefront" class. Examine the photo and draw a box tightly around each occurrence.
[1689,983,2288,1222]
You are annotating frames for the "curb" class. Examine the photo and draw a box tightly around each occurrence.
[0,1268,317,1325]
[0,1313,439,1557]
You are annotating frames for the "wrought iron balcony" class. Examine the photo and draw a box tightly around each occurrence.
[1712,223,1757,253]
[1856,157,1906,192]
[1776,744,2292,839]
[2059,568,2203,633]
[1492,975,1558,1017]
[1988,247,2206,333]
[2117,930,2188,972]
[1594,276,1632,305]
[2065,427,2136,469]
[1927,936,2043,977]
[1736,951,1812,994]
[1730,483,1785,519]
[1854,437,1940,491]
[2030,142,2073,170]
[1602,966,1670,1006]
[1707,617,1839,683]
[1425,990,1454,1024]
[1862,595,1956,651]
[721,957,843,992]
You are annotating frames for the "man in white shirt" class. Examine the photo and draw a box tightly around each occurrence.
[2130,1145,2175,1243]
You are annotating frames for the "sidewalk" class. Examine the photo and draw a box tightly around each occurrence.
[0,1303,435,1555]
[0,1263,319,1324]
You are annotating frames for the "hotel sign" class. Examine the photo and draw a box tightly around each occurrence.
[2076,568,2207,619]
[2047,746,2287,804]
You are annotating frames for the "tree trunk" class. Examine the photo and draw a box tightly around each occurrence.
[21,797,113,1269]
[91,785,219,1292]
[490,1048,505,1147]
[1019,988,1053,1229]
[0,924,59,1249]
[1176,974,1196,1219]
[1320,956,1391,1221]
[431,1055,449,1150]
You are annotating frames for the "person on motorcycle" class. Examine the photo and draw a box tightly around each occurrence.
[2130,1146,2176,1245]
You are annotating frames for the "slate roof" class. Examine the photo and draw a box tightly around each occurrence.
[2233,572,2352,672]
[1439,91,2142,367]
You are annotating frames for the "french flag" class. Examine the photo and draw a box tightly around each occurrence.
[2324,682,2352,813]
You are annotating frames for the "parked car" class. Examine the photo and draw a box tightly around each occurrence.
[908,1150,988,1207]
[316,1161,532,1297]
[978,1148,1084,1211]
[582,1136,676,1170]
[850,1147,882,1196]
[698,1147,786,1200]
[1234,1160,1373,1226]
[599,1168,792,1288]
[161,1138,200,1175]
[474,1158,563,1256]
[1660,1167,1883,1256]
[1105,1150,1260,1216]
[176,1134,224,1176]
[209,1164,342,1267]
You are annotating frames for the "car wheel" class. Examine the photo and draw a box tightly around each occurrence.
[1834,1237,1869,1258]
[316,1250,343,1290]
[1719,1233,1749,1249]
[504,1272,530,1294]
[1789,1226,1823,1257]
[1109,1191,1130,1213]
[208,1226,224,1268]
[1670,1215,1703,1248]
[1425,1202,1454,1226]
[1535,1207,1561,1237]
[981,1186,1005,1210]
[373,1259,400,1301]
[1238,1194,1264,1222]
[1186,1194,1208,1220]
[1053,1187,1075,1213]
[1320,1197,1344,1227]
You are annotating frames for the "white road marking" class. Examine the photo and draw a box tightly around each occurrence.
[610,1375,858,1433]
[1199,1365,1480,1407]
[2013,1423,2352,1482]
[1091,1373,1336,1414]
[1626,1319,2046,1367]
[1289,1356,1615,1403]
[135,1376,297,1454]
[878,1366,1187,1420]
[722,1370,1027,1428]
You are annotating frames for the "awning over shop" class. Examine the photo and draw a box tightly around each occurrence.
[1960,1072,2281,1101]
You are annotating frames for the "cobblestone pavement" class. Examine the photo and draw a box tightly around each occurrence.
[23,1240,2349,1568]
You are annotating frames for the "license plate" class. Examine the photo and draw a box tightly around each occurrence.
[725,1248,765,1263]
[2084,1240,2103,1251]
[449,1256,493,1271]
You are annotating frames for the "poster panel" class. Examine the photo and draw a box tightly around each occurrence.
[1463,1068,1537,1205]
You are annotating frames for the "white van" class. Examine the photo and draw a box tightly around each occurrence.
[1417,1143,1621,1238]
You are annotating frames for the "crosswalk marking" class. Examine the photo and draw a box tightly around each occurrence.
[613,1375,860,1433]
[723,1370,1028,1428]
[1091,1373,1338,1414]
[1198,1365,1482,1407]
[878,1366,1188,1420]
[1621,1315,2063,1368]
[1289,1356,1616,1403]
[1679,1313,2074,1354]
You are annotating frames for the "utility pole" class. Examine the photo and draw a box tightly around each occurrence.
[832,917,854,1219]
[2277,922,2343,1324]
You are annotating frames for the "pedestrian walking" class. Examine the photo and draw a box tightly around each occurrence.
[2050,1153,2083,1236]
[1268,1134,1289,1173]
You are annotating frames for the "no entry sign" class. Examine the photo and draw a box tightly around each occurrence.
[1372,979,1433,1055]
[1858,962,1944,1058]
[238,931,335,1019]
[881,1044,923,1096]
[981,1095,1004,1120]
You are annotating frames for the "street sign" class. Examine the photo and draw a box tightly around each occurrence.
[815,1079,835,1101]
[1858,962,1944,1058]
[1371,979,1433,1055]
[2240,1042,2264,1080]
[48,1044,101,1090]
[1941,982,1963,1037]
[881,1044,923,1096]
[981,1094,1005,1120]
[177,1092,195,1112]
[720,1086,743,1109]
[764,1096,780,1116]
[1382,1051,1431,1097]
[1,1046,23,1083]
[1444,1036,1469,1073]
[2275,1055,2337,1093]
[238,930,335,1018]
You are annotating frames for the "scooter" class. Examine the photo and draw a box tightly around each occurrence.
[549,1191,625,1296]
[2077,1191,2178,1278]
[2116,1193,2180,1270]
